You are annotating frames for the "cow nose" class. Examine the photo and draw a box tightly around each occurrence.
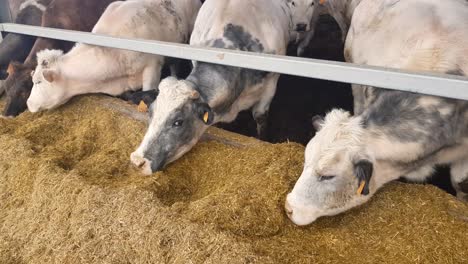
[285,199,293,219]
[296,23,307,32]
[130,151,153,175]
[26,99,38,113]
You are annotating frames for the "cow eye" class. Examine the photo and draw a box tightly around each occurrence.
[311,2,314,6]
[173,120,184,127]
[292,1,296,6]
[318,175,335,181]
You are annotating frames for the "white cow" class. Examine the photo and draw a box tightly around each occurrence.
[286,0,468,226]
[26,0,202,112]
[130,0,317,174]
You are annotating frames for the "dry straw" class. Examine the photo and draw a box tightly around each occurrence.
[0,96,467,263]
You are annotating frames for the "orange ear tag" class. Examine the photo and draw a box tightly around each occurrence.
[7,64,14,75]
[137,100,148,113]
[357,181,366,195]
[203,112,209,123]
[319,0,326,4]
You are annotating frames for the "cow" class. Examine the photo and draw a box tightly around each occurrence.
[2,0,117,117]
[285,0,468,226]
[130,0,319,174]
[287,0,318,33]
[0,0,51,95]
[26,0,202,113]
[296,0,363,56]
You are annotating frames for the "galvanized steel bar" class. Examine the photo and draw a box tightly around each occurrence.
[0,0,12,24]
[1,23,467,100]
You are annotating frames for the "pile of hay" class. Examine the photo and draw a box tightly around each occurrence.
[0,96,467,263]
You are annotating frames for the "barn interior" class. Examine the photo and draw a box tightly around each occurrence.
[1,95,467,263]
[0,14,466,263]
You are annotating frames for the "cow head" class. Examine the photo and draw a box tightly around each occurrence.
[2,62,35,117]
[27,49,68,113]
[131,77,214,174]
[285,109,375,225]
[287,0,317,32]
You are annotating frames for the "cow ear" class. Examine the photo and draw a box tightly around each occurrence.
[354,159,373,195]
[197,103,214,125]
[312,115,324,131]
[43,70,58,83]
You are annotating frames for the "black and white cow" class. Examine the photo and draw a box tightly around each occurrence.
[285,0,468,226]
[131,0,317,174]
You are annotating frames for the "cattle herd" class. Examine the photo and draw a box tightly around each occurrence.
[0,0,467,226]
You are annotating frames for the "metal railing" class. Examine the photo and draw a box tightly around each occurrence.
[0,22,467,100]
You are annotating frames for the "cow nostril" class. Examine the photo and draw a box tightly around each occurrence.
[136,160,146,168]
[135,158,146,168]
[285,200,293,218]
[296,23,307,32]
[130,152,147,168]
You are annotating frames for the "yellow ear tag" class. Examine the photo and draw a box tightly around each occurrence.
[137,100,148,113]
[203,112,209,123]
[319,0,326,4]
[357,181,366,195]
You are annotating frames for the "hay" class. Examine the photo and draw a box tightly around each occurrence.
[0,96,467,264]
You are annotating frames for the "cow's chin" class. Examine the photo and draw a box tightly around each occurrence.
[27,94,67,113]
[286,193,373,226]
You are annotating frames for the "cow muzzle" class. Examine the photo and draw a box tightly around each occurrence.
[130,151,154,175]
[3,97,27,117]
[285,193,319,226]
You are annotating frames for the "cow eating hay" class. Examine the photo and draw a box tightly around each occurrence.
[0,96,467,263]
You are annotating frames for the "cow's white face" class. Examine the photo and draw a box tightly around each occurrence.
[131,77,213,174]
[285,110,375,225]
[27,49,69,113]
[287,0,317,32]
[27,68,69,112]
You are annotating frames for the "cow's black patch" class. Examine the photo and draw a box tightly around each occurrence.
[362,90,462,145]
[222,23,265,52]
[446,68,465,76]
[362,88,468,181]
[119,90,158,106]
[188,24,271,117]
[144,103,198,171]
[459,177,468,194]
[161,0,179,19]
[187,62,269,115]
[212,39,227,49]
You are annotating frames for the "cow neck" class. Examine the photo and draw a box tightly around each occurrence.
[58,50,129,97]
[344,0,363,22]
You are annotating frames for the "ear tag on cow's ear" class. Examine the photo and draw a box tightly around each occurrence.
[319,0,326,4]
[203,112,209,124]
[7,64,14,75]
[357,180,366,195]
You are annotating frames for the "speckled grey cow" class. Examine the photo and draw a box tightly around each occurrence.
[131,0,310,174]
[286,0,468,226]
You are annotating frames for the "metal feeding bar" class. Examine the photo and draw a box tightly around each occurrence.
[0,22,467,100]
